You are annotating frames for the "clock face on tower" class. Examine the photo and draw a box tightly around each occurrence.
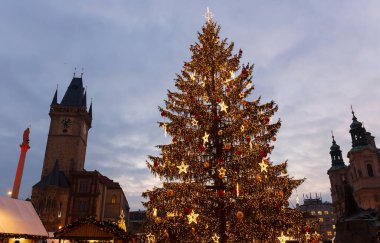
[61,118,73,133]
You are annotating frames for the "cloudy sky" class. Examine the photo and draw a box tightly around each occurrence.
[1,0,380,210]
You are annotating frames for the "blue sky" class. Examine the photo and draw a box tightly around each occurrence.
[1,0,380,210]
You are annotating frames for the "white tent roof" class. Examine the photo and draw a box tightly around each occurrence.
[0,196,48,237]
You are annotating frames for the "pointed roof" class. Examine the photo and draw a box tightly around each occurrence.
[349,109,368,148]
[350,109,363,129]
[33,160,69,189]
[83,91,87,107]
[51,89,58,105]
[0,196,48,238]
[89,101,93,120]
[328,133,346,173]
[60,77,85,106]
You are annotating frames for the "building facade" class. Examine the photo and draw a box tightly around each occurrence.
[298,196,335,241]
[328,111,380,219]
[31,75,129,232]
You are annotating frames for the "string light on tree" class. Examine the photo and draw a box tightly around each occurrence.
[146,233,155,243]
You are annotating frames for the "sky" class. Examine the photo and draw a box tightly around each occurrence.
[1,0,380,210]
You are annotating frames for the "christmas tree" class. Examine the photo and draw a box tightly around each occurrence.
[143,10,305,243]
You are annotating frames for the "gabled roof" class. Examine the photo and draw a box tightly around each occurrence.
[60,77,86,106]
[33,160,69,189]
[0,196,48,238]
[54,216,127,239]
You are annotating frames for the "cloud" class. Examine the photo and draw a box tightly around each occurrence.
[1,0,380,210]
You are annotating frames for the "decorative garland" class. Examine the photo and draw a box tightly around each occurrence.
[54,216,128,239]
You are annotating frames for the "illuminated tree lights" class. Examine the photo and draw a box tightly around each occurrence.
[143,19,304,242]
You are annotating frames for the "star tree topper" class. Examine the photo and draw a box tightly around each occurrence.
[204,7,214,23]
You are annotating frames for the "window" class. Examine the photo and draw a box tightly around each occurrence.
[79,180,89,193]
[111,194,117,204]
[367,164,374,177]
[333,224,336,229]
[77,200,87,212]
[319,218,323,222]
[324,211,329,215]
[310,211,316,215]
[317,211,322,215]
[327,231,332,236]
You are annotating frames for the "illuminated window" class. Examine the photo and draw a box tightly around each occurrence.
[333,224,336,229]
[311,211,316,215]
[111,194,117,204]
[327,231,332,236]
[317,211,322,215]
[319,218,323,222]
[324,211,329,215]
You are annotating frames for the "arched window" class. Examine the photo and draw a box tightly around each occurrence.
[367,164,374,177]
[111,195,117,204]
[358,170,362,178]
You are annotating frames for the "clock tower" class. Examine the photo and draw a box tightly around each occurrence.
[41,76,92,178]
[31,75,92,231]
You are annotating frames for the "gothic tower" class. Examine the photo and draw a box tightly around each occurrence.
[31,75,92,231]
[41,76,92,178]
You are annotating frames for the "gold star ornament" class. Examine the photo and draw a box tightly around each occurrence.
[177,161,189,174]
[187,210,199,224]
[259,160,268,173]
[202,132,210,144]
[212,233,220,243]
[219,101,228,113]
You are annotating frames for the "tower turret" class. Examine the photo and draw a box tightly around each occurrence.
[349,109,368,148]
[329,133,345,171]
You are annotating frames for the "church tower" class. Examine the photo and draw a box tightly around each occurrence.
[41,76,92,178]
[31,74,92,231]
[327,133,347,218]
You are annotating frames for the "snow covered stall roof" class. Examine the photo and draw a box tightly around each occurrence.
[0,196,48,239]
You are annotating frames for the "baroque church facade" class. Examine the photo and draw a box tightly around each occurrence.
[31,75,129,232]
[328,111,380,218]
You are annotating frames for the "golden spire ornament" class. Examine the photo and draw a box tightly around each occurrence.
[204,7,214,23]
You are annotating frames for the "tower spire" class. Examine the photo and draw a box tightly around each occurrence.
[89,98,93,120]
[328,131,346,172]
[349,108,368,148]
[51,87,58,105]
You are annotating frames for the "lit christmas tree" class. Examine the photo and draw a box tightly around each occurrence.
[143,9,305,243]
